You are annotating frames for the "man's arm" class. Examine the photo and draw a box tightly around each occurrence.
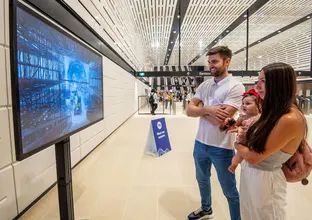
[221,105,238,118]
[185,97,206,117]
[222,83,245,118]
[200,105,224,125]
[186,98,231,125]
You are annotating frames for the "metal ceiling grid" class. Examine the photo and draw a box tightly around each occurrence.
[248,0,312,44]
[112,0,146,66]
[167,0,255,65]
[193,0,312,67]
[230,20,311,71]
[193,20,248,66]
[76,0,143,70]
[128,0,178,66]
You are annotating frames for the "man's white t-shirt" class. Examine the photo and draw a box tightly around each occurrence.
[194,75,245,149]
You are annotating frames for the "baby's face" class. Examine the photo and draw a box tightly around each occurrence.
[241,96,258,116]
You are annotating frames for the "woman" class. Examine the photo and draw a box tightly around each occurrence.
[235,63,307,220]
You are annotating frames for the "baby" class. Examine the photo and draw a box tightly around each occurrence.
[220,89,262,173]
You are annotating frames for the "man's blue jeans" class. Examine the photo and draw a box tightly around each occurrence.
[193,140,241,220]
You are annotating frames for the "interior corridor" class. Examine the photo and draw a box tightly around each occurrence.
[20,103,312,220]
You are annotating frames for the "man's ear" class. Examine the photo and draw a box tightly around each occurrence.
[223,57,231,67]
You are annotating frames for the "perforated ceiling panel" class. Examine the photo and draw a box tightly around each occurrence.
[168,0,256,65]
[69,0,311,71]
[248,0,312,43]
[128,0,178,67]
[193,19,248,66]
[193,0,312,67]
[230,20,311,71]
[67,0,145,70]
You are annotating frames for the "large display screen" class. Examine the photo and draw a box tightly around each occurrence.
[12,3,103,159]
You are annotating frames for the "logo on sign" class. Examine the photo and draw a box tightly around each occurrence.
[157,121,162,130]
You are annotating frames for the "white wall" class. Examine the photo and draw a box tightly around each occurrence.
[0,1,148,219]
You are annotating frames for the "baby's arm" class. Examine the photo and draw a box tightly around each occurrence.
[235,116,244,127]
[228,153,243,174]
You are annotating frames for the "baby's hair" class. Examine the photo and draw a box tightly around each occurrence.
[242,90,262,113]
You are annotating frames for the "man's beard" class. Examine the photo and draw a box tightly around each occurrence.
[211,67,225,77]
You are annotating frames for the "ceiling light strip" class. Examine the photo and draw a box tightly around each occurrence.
[163,0,191,65]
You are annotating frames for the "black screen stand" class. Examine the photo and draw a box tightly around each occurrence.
[55,137,75,220]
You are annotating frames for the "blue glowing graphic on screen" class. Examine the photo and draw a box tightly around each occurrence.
[16,7,103,154]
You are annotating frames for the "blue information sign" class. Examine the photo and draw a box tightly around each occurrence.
[145,118,171,157]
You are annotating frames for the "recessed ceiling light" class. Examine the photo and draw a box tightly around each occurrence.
[177,15,180,18]
[258,40,261,43]
[173,31,176,33]
[167,54,169,56]
[171,41,173,44]
[307,16,311,19]
[169,49,171,51]
[226,30,229,32]
[244,14,247,18]
[214,41,217,43]
[278,30,281,33]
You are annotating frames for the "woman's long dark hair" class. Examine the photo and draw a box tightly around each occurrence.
[246,62,307,153]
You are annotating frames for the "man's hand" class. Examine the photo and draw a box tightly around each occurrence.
[207,105,230,121]
[197,102,222,124]
[198,101,204,108]
[187,98,237,126]
[199,104,230,125]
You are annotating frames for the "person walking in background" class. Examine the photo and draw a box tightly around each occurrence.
[186,46,245,220]
[164,92,169,109]
[149,89,158,115]
[169,91,173,106]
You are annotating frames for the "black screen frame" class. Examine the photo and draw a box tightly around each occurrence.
[10,0,104,161]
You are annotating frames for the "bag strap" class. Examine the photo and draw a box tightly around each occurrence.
[298,109,308,152]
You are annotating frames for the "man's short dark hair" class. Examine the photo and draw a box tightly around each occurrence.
[206,46,232,60]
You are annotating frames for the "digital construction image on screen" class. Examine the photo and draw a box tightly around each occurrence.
[16,6,103,154]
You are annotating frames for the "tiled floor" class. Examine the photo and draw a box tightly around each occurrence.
[20,103,312,220]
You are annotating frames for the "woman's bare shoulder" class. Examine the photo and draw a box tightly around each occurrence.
[278,108,305,129]
[278,108,305,152]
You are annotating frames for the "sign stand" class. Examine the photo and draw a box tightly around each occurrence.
[145,118,171,157]
[55,137,75,220]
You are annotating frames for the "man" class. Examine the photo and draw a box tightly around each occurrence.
[149,88,158,115]
[186,46,245,220]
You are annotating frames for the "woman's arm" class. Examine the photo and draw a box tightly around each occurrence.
[235,114,302,165]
